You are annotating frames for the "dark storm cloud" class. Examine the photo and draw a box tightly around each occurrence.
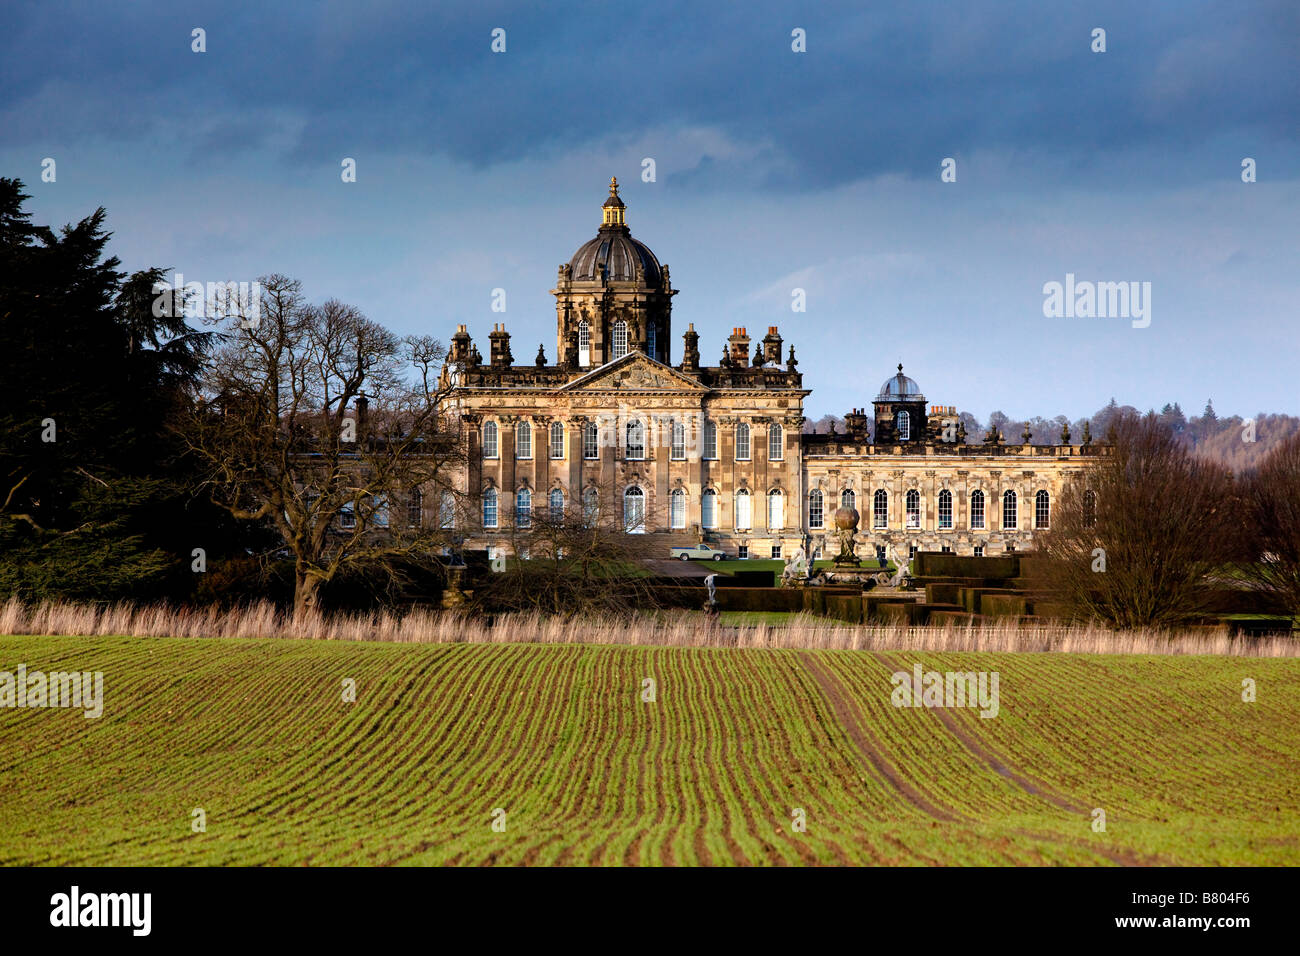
[1,0,1296,187]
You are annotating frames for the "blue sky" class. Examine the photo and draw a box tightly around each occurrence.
[2,0,1296,420]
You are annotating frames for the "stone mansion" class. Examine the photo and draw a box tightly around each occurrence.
[441,178,1104,561]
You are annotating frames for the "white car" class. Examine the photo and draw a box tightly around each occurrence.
[670,543,727,561]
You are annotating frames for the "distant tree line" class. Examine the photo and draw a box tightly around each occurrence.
[804,399,1299,474]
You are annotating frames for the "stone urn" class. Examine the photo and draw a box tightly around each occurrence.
[831,506,861,567]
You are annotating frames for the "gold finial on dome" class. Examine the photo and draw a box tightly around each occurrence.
[601,176,626,226]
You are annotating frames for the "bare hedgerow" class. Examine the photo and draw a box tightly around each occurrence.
[1031,412,1238,628]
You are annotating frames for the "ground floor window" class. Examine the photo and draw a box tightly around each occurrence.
[941,544,951,553]
[770,544,782,559]
[624,487,645,533]
[974,545,984,557]
[738,545,749,559]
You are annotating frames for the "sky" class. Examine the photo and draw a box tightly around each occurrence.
[2,0,1297,421]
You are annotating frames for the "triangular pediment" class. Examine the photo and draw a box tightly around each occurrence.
[558,352,708,393]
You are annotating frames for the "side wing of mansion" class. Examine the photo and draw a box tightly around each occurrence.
[439,178,1104,560]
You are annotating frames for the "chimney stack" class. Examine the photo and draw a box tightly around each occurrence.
[488,323,513,368]
[449,324,472,364]
[763,326,783,365]
[728,327,751,368]
[681,323,700,373]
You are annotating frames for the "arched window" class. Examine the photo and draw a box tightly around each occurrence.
[768,489,784,530]
[549,488,564,522]
[408,487,424,529]
[938,489,953,529]
[515,488,532,529]
[623,486,645,533]
[1035,490,1050,529]
[1003,490,1018,530]
[577,319,591,367]
[841,488,855,511]
[873,489,888,529]
[906,489,921,529]
[734,489,752,530]
[583,420,599,459]
[970,490,986,529]
[808,489,824,529]
[482,421,498,459]
[549,421,564,459]
[626,420,645,459]
[670,488,686,529]
[582,487,599,526]
[1083,489,1097,528]
[703,420,718,459]
[647,323,657,360]
[439,491,456,530]
[769,424,784,461]
[701,489,718,529]
[896,410,911,441]
[735,423,751,460]
[671,420,685,459]
[482,488,498,528]
[611,319,628,360]
[515,420,532,459]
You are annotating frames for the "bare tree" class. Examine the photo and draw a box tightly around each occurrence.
[469,479,666,617]
[1031,412,1238,628]
[1239,431,1300,617]
[178,274,465,614]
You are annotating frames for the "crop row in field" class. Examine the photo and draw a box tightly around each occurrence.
[1,635,1297,865]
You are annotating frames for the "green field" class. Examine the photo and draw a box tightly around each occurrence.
[1,635,1297,865]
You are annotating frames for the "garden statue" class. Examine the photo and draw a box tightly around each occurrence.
[831,506,861,567]
[780,546,810,587]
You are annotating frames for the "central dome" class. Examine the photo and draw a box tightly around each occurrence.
[876,364,926,402]
[567,177,663,284]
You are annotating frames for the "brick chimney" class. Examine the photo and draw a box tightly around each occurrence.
[763,326,783,365]
[728,327,751,368]
[488,323,513,368]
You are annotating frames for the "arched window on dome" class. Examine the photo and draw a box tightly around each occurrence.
[577,320,591,367]
[647,323,657,361]
[896,410,911,441]
[611,320,628,360]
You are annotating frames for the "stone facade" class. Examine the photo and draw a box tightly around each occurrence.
[440,179,1105,559]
